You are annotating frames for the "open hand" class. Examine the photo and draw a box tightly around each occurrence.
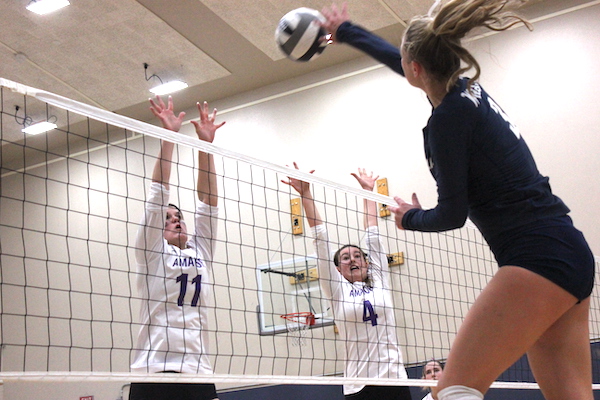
[281,162,314,197]
[149,95,186,132]
[351,168,378,192]
[320,2,349,43]
[191,101,226,143]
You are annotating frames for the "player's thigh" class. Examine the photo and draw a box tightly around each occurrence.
[436,266,578,394]
[528,297,592,400]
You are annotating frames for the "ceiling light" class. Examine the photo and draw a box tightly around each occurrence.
[144,63,188,96]
[26,0,70,15]
[149,80,189,96]
[22,121,57,135]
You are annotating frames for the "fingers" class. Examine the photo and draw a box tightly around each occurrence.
[196,101,212,119]
[148,97,161,115]
[412,192,421,208]
[320,2,347,42]
[192,101,226,131]
[394,195,406,206]
[149,95,171,117]
[150,95,166,109]
[386,204,398,213]
[149,105,160,118]
[386,201,405,230]
[341,2,348,18]
[355,168,378,182]
[331,2,339,16]
[196,101,207,118]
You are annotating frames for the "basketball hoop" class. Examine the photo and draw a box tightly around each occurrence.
[280,312,315,347]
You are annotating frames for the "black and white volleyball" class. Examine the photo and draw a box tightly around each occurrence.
[275,8,327,62]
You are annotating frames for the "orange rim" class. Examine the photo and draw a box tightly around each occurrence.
[280,312,316,326]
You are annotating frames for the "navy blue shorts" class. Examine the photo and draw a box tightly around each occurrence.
[491,216,595,301]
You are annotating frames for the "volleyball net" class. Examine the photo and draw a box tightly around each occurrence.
[1,78,600,391]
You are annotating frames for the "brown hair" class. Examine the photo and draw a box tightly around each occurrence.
[167,203,183,220]
[402,0,532,91]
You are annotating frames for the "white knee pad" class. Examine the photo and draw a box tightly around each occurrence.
[437,385,484,400]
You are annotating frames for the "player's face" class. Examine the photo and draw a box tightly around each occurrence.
[336,246,368,283]
[164,206,188,248]
[423,361,443,380]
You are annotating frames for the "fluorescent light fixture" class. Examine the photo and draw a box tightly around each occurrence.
[26,0,70,15]
[149,80,188,96]
[22,121,57,135]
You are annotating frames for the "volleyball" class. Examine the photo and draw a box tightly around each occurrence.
[275,7,327,62]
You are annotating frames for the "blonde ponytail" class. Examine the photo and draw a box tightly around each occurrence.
[403,0,532,91]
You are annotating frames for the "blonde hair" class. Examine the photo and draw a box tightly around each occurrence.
[402,0,532,91]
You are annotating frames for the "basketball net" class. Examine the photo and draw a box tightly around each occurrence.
[281,312,316,347]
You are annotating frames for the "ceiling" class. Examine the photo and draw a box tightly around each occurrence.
[0,0,595,151]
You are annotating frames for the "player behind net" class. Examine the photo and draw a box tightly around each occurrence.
[283,164,412,400]
[130,96,225,400]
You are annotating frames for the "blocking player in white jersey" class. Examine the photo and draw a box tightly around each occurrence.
[130,96,225,400]
[283,164,412,400]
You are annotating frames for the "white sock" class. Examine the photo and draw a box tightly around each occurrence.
[437,385,484,400]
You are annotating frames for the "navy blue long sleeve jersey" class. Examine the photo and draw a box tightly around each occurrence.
[402,78,568,244]
[336,21,405,76]
[337,22,569,246]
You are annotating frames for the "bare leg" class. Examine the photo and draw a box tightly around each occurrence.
[435,266,586,396]
[528,296,592,400]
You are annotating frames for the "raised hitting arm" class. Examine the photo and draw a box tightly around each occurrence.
[190,101,225,207]
[320,2,405,76]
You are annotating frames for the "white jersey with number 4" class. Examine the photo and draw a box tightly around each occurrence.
[312,224,408,395]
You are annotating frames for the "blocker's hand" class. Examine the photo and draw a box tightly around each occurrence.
[149,95,185,132]
[281,162,315,198]
[351,168,378,192]
[191,101,225,143]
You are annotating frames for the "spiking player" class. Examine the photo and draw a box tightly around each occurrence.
[321,2,594,399]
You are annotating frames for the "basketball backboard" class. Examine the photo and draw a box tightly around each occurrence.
[256,255,334,335]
